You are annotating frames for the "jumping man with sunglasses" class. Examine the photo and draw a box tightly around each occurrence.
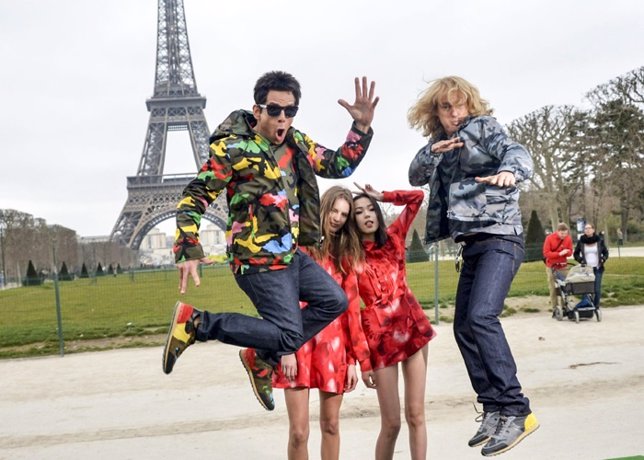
[162,71,379,413]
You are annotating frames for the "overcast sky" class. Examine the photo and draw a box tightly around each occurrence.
[1,0,642,237]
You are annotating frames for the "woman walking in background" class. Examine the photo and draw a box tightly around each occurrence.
[271,185,370,460]
[353,183,435,460]
[574,222,609,308]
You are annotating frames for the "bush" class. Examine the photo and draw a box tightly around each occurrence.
[59,261,74,281]
[23,260,42,286]
[524,210,546,262]
[407,229,429,263]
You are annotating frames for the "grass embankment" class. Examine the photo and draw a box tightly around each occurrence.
[1,258,642,358]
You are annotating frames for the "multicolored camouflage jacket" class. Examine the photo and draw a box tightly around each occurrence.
[408,115,533,243]
[174,109,373,274]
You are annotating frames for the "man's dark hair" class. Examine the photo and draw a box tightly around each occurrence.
[254,71,301,106]
[353,194,388,247]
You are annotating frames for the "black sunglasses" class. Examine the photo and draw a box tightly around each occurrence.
[257,103,299,118]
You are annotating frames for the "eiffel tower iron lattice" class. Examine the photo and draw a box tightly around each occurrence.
[110,0,227,250]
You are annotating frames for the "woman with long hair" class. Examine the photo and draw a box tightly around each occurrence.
[353,183,436,460]
[272,185,370,460]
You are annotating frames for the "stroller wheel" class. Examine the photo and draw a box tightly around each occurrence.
[573,310,580,323]
[553,306,563,321]
[596,308,602,322]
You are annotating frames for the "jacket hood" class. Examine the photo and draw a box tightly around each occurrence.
[209,110,256,143]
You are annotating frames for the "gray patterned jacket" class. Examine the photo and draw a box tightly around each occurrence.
[408,115,533,244]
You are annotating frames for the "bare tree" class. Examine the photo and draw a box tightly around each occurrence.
[506,105,587,229]
[586,67,644,241]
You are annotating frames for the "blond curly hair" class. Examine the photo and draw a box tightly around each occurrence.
[408,76,493,138]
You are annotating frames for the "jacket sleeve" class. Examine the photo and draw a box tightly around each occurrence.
[479,117,533,183]
[601,241,609,263]
[341,270,371,372]
[408,143,439,186]
[296,124,373,178]
[382,190,425,241]
[174,141,233,262]
[573,240,584,263]
[542,235,560,264]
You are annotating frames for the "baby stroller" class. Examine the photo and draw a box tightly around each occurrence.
[552,264,602,323]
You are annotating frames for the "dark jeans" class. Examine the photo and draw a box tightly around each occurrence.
[195,249,348,366]
[454,234,531,416]
[593,266,604,308]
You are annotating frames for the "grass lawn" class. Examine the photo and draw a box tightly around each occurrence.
[1,258,642,358]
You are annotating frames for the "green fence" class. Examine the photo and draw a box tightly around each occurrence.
[2,255,643,359]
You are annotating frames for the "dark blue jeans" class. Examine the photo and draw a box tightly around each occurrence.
[593,267,604,308]
[195,249,348,366]
[454,234,531,416]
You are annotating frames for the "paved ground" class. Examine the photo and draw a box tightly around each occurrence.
[1,305,643,459]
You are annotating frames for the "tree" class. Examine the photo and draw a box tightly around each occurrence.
[407,229,429,263]
[23,260,42,286]
[95,262,105,277]
[524,210,546,262]
[79,263,89,279]
[506,105,587,229]
[585,67,644,239]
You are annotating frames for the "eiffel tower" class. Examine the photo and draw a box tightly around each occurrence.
[110,0,227,249]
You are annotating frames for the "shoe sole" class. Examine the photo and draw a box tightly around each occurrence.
[239,350,273,411]
[481,423,540,457]
[162,302,183,375]
[469,436,491,448]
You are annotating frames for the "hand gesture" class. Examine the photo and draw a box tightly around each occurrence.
[280,353,298,382]
[475,171,516,188]
[345,364,358,392]
[338,76,380,133]
[361,369,377,389]
[177,257,214,294]
[431,137,464,154]
[353,182,384,201]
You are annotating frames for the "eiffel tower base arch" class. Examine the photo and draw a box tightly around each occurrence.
[111,174,227,250]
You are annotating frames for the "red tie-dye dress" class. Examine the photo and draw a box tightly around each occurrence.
[357,190,436,370]
[272,255,372,394]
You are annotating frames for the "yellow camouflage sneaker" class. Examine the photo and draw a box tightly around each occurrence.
[162,302,199,374]
[481,412,539,456]
[239,348,275,411]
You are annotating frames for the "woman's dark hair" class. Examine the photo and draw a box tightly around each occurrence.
[253,71,301,105]
[353,193,388,247]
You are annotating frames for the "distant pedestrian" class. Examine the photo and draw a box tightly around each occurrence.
[543,223,574,313]
[574,223,609,308]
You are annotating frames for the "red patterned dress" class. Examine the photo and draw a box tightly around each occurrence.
[272,256,371,393]
[357,190,436,370]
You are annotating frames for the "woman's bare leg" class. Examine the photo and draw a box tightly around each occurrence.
[374,365,401,460]
[284,388,311,460]
[319,390,343,460]
[402,346,429,460]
